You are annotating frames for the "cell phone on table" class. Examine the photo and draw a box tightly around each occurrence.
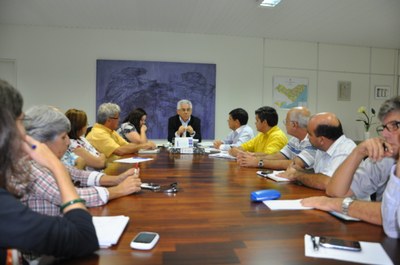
[130,232,160,250]
[319,236,361,252]
[140,183,161,191]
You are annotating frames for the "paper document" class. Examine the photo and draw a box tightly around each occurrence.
[93,215,130,248]
[114,157,153,163]
[138,148,160,154]
[204,147,220,153]
[198,141,214,148]
[304,234,393,265]
[263,199,313,210]
[209,151,236,160]
[257,170,289,182]
[329,211,361,221]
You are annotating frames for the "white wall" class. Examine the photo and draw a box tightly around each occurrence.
[0,24,399,141]
[264,40,399,140]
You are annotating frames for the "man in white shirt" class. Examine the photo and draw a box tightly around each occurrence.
[301,96,400,232]
[278,112,356,190]
[213,108,254,151]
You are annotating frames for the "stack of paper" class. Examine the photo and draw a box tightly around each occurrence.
[114,157,153,163]
[209,151,236,160]
[138,148,160,154]
[93,215,130,248]
[257,170,289,182]
[263,199,314,210]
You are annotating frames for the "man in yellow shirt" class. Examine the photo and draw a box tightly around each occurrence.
[229,106,288,158]
[86,103,156,161]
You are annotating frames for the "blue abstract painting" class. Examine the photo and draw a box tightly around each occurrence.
[96,60,216,139]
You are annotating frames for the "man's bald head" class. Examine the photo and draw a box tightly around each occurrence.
[309,112,343,141]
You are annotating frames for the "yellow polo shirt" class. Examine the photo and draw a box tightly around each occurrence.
[86,123,128,158]
[241,126,288,154]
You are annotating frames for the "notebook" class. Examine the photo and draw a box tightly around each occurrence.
[93,215,130,248]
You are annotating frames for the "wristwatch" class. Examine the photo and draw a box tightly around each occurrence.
[258,159,264,168]
[342,197,355,215]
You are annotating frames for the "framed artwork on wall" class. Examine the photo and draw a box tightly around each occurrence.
[96,59,216,140]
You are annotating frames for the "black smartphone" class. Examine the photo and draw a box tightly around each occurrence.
[257,170,273,178]
[319,236,361,252]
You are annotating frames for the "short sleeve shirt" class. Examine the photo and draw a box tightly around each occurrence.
[280,134,317,169]
[117,122,138,142]
[86,123,128,158]
[241,126,288,154]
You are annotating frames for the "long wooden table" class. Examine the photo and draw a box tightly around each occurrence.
[62,149,399,265]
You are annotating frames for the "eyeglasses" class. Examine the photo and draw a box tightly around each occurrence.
[376,120,400,134]
[109,116,119,120]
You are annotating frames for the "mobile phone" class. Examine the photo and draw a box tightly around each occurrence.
[140,183,161,190]
[319,236,361,252]
[257,170,273,177]
[130,232,160,250]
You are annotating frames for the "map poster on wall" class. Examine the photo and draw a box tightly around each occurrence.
[273,76,308,109]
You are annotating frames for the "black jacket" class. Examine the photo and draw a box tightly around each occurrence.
[167,115,202,143]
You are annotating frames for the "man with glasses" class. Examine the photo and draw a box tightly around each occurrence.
[87,103,156,160]
[167,99,202,143]
[302,96,400,231]
[277,112,356,189]
[236,106,316,170]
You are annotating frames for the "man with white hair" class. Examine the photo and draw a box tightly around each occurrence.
[87,102,155,160]
[168,99,202,143]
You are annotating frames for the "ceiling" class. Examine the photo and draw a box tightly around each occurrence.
[1,0,400,49]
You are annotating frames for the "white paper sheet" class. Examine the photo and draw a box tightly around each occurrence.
[329,211,361,221]
[209,151,236,160]
[93,215,130,248]
[138,148,160,154]
[304,234,393,265]
[263,199,314,210]
[257,170,290,182]
[113,157,153,163]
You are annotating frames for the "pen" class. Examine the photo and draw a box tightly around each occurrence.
[310,235,319,251]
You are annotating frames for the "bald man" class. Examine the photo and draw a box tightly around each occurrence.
[237,107,316,170]
[278,112,356,190]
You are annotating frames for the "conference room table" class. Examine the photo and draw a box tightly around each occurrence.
[63,148,399,265]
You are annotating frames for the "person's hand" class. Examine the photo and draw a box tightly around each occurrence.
[117,168,140,184]
[277,163,297,181]
[144,141,157,150]
[186,125,194,135]
[177,125,186,136]
[356,137,394,162]
[140,124,148,134]
[116,175,142,195]
[213,140,222,149]
[229,147,242,157]
[237,152,258,167]
[301,196,337,212]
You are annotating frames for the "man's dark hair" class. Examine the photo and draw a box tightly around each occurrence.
[255,106,278,127]
[229,108,249,125]
[314,121,343,141]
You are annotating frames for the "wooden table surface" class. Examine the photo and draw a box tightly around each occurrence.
[61,149,399,265]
